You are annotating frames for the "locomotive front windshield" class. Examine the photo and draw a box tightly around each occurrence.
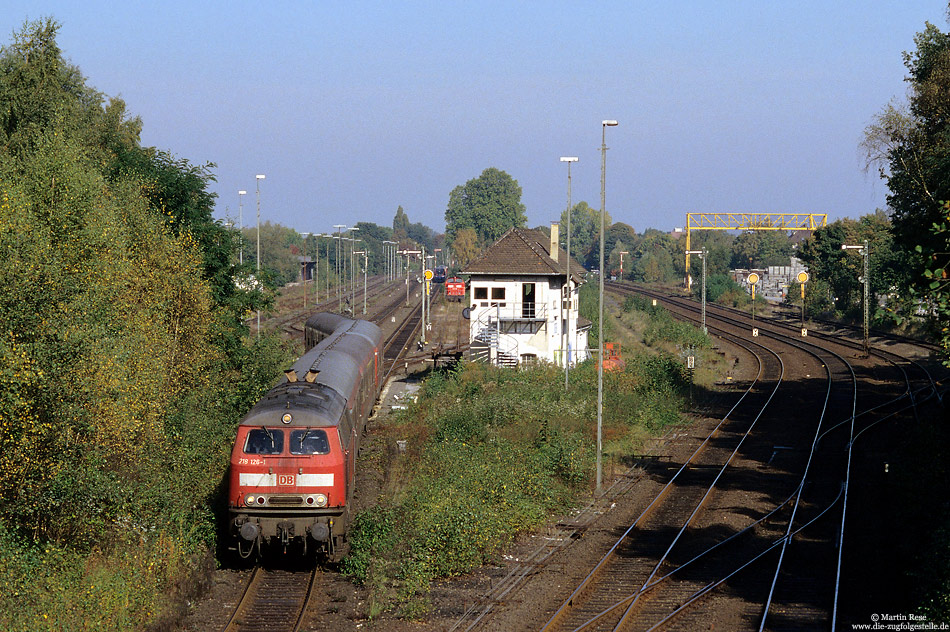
[244,428,284,454]
[290,429,330,455]
[242,428,331,455]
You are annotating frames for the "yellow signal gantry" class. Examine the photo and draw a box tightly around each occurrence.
[684,212,828,287]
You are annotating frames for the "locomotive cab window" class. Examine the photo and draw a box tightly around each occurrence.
[290,429,330,455]
[244,428,284,455]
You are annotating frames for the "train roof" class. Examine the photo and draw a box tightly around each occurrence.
[239,381,346,428]
[238,315,381,428]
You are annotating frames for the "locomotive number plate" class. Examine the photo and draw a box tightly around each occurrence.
[277,474,295,486]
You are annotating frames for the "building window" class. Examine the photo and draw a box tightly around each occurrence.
[474,287,488,300]
[491,287,506,300]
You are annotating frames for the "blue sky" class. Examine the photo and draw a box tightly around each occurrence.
[4,1,948,235]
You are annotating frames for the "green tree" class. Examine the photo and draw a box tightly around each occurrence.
[730,230,793,269]
[863,16,950,336]
[630,229,679,283]
[797,213,900,321]
[445,167,526,245]
[560,201,610,263]
[452,227,480,269]
[393,205,410,241]
[686,231,735,276]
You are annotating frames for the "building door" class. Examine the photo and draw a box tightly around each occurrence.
[522,283,535,318]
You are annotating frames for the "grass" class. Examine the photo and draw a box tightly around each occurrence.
[342,295,719,617]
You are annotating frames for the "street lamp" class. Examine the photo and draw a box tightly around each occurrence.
[560,156,578,389]
[354,250,368,314]
[322,234,332,299]
[334,225,345,307]
[255,174,265,338]
[841,241,870,356]
[686,248,707,333]
[349,228,360,308]
[384,241,397,281]
[238,190,246,265]
[598,119,618,493]
[301,231,310,308]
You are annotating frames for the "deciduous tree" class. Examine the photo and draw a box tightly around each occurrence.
[445,167,526,245]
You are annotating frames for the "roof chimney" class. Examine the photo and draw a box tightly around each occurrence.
[550,222,559,263]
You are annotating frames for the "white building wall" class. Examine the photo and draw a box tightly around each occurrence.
[468,275,586,366]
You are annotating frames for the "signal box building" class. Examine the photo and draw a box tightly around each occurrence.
[462,225,590,367]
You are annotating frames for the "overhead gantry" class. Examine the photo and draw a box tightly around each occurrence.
[684,212,828,288]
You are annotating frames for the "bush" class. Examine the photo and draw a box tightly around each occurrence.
[344,358,687,617]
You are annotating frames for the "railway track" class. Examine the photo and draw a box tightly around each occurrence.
[221,566,319,632]
[524,282,940,632]
[619,285,940,628]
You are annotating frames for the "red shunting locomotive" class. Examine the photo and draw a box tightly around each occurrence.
[445,276,466,302]
[227,313,382,561]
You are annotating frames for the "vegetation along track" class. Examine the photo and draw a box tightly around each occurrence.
[530,282,938,632]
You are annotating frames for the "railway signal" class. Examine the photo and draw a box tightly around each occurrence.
[747,272,759,334]
[686,248,707,334]
[797,271,809,336]
[841,242,870,357]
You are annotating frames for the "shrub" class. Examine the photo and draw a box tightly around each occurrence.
[344,358,687,617]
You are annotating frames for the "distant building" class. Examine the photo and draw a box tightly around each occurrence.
[463,225,591,367]
[298,256,315,282]
[734,256,808,302]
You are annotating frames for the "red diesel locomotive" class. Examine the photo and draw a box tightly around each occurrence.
[445,276,466,302]
[228,313,382,561]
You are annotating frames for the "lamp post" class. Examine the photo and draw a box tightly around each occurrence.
[686,248,707,333]
[333,225,345,307]
[322,234,332,299]
[255,174,265,338]
[383,241,393,280]
[560,156,578,389]
[354,250,368,314]
[352,239,361,308]
[349,228,360,309]
[841,240,870,356]
[598,119,618,493]
[314,233,320,304]
[238,190,246,265]
[301,232,310,308]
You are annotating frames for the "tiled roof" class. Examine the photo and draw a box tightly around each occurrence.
[462,228,587,283]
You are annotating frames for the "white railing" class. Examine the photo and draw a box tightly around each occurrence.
[470,301,548,321]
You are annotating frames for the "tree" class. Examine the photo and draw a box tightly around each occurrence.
[863,18,950,331]
[445,167,526,245]
[797,213,900,322]
[630,229,678,283]
[353,221,394,276]
[729,230,793,269]
[560,201,610,263]
[686,230,735,277]
[452,227,480,268]
[392,205,409,241]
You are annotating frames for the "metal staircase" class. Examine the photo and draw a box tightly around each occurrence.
[470,313,519,367]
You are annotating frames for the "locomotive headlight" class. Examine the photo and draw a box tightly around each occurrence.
[245,494,255,506]
[313,494,328,507]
